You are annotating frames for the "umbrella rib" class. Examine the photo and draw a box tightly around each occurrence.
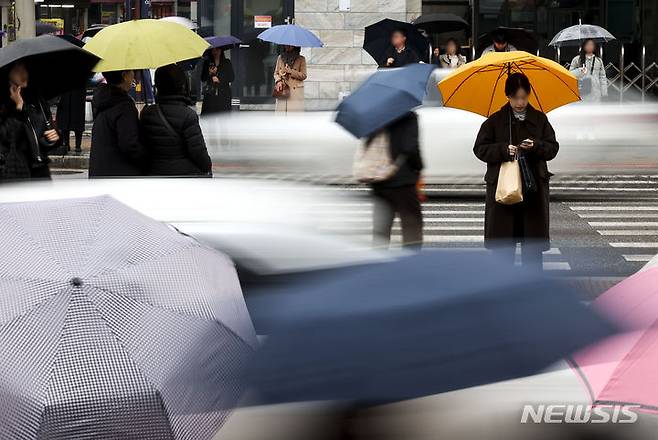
[0,284,70,332]
[485,66,507,116]
[523,58,581,101]
[442,64,493,106]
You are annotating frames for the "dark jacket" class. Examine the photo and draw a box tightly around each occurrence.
[201,57,235,114]
[473,103,559,250]
[89,84,148,177]
[372,112,423,189]
[140,95,212,176]
[381,47,420,68]
[56,86,87,132]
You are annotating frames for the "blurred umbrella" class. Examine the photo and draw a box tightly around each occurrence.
[159,16,198,30]
[364,18,429,64]
[477,26,538,54]
[246,250,615,405]
[412,13,469,34]
[0,196,256,438]
[80,24,107,40]
[571,266,658,411]
[57,34,85,48]
[83,19,209,72]
[205,35,242,50]
[438,51,579,117]
[36,22,57,36]
[0,35,99,100]
[335,63,435,138]
[549,23,615,48]
[257,24,323,47]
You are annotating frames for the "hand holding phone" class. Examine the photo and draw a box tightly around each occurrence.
[520,138,534,150]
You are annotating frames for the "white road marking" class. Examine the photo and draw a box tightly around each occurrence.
[578,213,658,218]
[623,255,655,262]
[570,206,658,211]
[609,242,658,248]
[589,222,658,227]
[598,230,658,236]
[323,217,485,223]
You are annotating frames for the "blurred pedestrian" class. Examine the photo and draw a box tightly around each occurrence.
[56,84,86,155]
[369,112,423,248]
[201,47,235,115]
[89,70,148,177]
[481,30,517,55]
[140,64,212,176]
[439,38,466,68]
[431,47,441,66]
[274,45,307,113]
[0,61,59,182]
[570,39,608,102]
[381,28,420,68]
[473,73,558,268]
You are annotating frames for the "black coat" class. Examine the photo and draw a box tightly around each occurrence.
[89,84,148,177]
[56,86,86,132]
[201,57,234,114]
[140,95,212,176]
[381,47,420,68]
[473,104,559,250]
[372,112,423,189]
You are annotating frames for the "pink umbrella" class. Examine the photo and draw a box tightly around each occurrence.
[571,266,658,411]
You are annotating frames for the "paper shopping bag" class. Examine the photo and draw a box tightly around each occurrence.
[495,159,524,205]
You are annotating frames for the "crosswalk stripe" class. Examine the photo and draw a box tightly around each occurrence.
[609,242,658,248]
[578,213,658,218]
[322,226,483,232]
[570,206,658,211]
[598,230,658,236]
[323,218,485,223]
[623,255,655,262]
[541,262,571,271]
[351,235,484,243]
[589,222,658,227]
[312,210,485,215]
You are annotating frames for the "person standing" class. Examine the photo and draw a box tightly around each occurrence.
[473,73,558,269]
[570,39,608,102]
[439,38,466,68]
[201,47,235,115]
[274,45,307,113]
[370,112,424,248]
[89,70,148,177]
[56,84,86,155]
[140,64,212,176]
[381,29,420,68]
[431,47,441,66]
[481,30,517,56]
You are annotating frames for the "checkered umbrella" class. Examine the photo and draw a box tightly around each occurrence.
[0,196,256,440]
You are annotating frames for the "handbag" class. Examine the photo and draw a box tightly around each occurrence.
[518,153,537,193]
[272,82,290,99]
[575,57,594,96]
[352,130,403,183]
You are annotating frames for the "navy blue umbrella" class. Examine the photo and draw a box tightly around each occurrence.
[245,250,615,405]
[205,35,242,50]
[257,24,323,47]
[335,63,435,138]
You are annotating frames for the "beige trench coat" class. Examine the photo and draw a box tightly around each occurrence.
[274,55,307,113]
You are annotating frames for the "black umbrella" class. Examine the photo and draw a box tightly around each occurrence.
[246,250,616,405]
[364,18,429,64]
[412,13,469,34]
[477,26,538,54]
[57,34,85,48]
[80,24,107,41]
[0,35,99,100]
[36,22,57,36]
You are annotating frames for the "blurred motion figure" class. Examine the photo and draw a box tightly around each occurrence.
[570,39,608,102]
[274,45,307,113]
[439,38,466,68]
[481,30,517,55]
[201,47,235,115]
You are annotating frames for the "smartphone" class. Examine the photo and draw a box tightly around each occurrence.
[521,138,533,147]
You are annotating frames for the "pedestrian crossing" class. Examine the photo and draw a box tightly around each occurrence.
[566,201,658,263]
[311,199,571,271]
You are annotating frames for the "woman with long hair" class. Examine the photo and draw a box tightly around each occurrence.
[201,47,235,115]
[273,45,307,113]
[570,39,608,102]
[439,38,466,69]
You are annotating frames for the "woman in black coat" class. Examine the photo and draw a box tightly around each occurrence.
[140,63,212,176]
[473,73,559,268]
[56,85,86,154]
[200,47,235,115]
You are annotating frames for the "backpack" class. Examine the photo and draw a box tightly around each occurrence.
[352,130,400,183]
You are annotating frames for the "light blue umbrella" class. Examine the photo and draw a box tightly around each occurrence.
[257,24,323,47]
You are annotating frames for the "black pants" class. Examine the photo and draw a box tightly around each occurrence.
[372,185,423,248]
[491,242,544,270]
[63,130,83,150]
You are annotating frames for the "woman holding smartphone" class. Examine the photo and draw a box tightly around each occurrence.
[473,73,559,269]
[201,47,235,115]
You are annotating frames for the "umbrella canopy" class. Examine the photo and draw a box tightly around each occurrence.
[335,63,435,138]
[57,34,85,48]
[36,22,57,36]
[477,26,538,54]
[245,251,615,405]
[571,266,658,411]
[0,196,256,438]
[438,51,580,117]
[549,23,615,48]
[80,24,107,41]
[257,24,323,47]
[412,13,470,34]
[364,18,429,64]
[205,35,242,50]
[159,16,198,30]
[83,19,209,72]
[0,35,99,100]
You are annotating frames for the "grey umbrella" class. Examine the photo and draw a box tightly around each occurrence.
[549,22,615,47]
[0,196,256,439]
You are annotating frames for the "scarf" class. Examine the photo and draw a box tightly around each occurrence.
[512,108,527,121]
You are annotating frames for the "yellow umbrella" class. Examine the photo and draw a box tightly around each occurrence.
[83,19,209,72]
[438,51,580,117]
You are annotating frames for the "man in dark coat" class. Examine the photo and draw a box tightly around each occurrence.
[371,112,423,248]
[56,85,86,154]
[89,70,148,178]
[473,73,558,268]
[140,64,212,176]
[381,29,420,68]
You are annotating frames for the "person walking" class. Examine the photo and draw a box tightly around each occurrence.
[0,61,60,182]
[89,70,148,177]
[140,64,212,176]
[56,84,86,155]
[381,29,420,68]
[369,112,424,248]
[481,30,517,55]
[439,38,466,68]
[274,45,307,113]
[473,73,559,269]
[570,39,608,102]
[201,47,235,115]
